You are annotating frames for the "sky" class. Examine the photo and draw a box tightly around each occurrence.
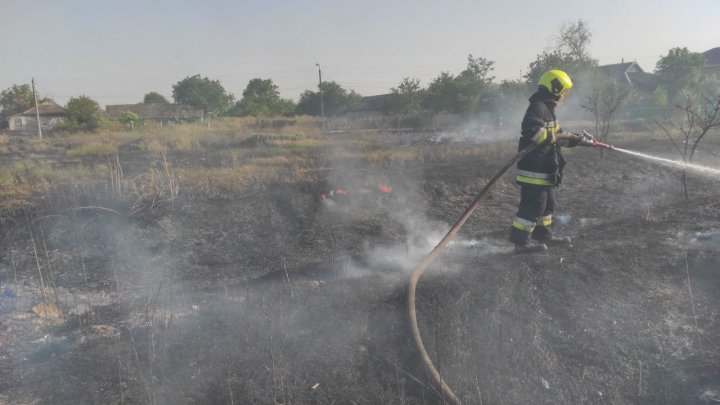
[1,0,718,108]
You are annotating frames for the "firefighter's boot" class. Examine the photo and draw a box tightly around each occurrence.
[514,241,548,254]
[531,224,572,248]
[535,236,572,247]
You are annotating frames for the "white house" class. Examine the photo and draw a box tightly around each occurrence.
[8,99,67,132]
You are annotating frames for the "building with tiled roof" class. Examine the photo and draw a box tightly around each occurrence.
[598,61,659,92]
[7,99,67,132]
[702,47,720,77]
[106,103,203,125]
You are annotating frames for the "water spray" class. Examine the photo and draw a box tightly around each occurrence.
[612,147,720,177]
[576,130,720,176]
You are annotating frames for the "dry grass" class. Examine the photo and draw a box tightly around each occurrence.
[0,134,11,154]
[0,116,519,215]
[176,164,313,198]
[65,142,118,158]
[0,159,108,216]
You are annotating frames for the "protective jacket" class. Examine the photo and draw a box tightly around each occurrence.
[516,87,574,187]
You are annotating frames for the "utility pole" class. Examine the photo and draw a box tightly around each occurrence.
[32,78,43,139]
[316,63,324,129]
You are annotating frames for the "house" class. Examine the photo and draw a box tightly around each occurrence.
[342,94,391,120]
[7,99,67,132]
[702,47,720,77]
[105,103,203,125]
[330,94,392,129]
[598,61,658,92]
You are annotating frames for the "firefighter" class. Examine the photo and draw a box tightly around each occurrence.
[509,69,580,253]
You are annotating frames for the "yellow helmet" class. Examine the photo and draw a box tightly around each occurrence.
[539,69,573,97]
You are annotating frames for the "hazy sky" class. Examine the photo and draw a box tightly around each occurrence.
[2,0,718,107]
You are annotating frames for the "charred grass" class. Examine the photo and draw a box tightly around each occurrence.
[1,122,720,404]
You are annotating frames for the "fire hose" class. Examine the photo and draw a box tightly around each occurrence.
[407,131,612,404]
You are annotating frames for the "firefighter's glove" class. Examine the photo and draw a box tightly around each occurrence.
[567,134,582,147]
[558,131,582,147]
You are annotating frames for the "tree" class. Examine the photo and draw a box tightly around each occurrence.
[172,75,234,118]
[556,20,592,61]
[652,86,669,107]
[525,20,598,86]
[143,92,169,104]
[295,81,361,116]
[0,84,35,128]
[228,78,295,117]
[654,78,720,199]
[424,55,495,114]
[655,47,705,101]
[490,79,532,121]
[497,80,531,101]
[581,71,631,147]
[526,50,572,86]
[424,72,456,113]
[386,77,426,115]
[60,95,102,131]
[454,54,495,113]
[384,77,431,128]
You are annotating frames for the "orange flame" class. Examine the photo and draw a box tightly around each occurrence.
[377,183,392,194]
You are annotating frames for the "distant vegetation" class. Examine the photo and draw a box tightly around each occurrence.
[172,74,235,118]
[0,84,34,129]
[57,95,103,131]
[227,78,295,117]
[0,19,717,133]
[143,91,169,104]
[295,81,361,116]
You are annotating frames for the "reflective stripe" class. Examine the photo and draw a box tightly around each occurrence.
[537,215,552,226]
[545,121,560,135]
[516,175,554,186]
[517,170,552,179]
[531,127,547,144]
[512,217,536,232]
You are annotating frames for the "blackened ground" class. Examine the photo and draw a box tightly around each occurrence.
[1,134,719,404]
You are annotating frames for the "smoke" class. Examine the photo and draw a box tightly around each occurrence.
[666,227,720,252]
[343,217,514,280]
[321,126,518,282]
[322,158,452,280]
[428,111,521,145]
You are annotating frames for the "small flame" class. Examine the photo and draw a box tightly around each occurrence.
[377,183,392,194]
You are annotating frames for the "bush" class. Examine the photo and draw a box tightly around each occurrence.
[60,95,102,131]
[118,111,140,129]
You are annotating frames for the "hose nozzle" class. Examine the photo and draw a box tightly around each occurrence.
[592,140,614,150]
[580,130,614,150]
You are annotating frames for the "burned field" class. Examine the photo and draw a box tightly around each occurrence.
[1,128,719,404]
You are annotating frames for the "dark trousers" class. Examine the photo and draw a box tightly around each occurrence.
[509,186,555,245]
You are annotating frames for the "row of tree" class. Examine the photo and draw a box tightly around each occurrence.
[0,20,714,131]
[166,75,363,119]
